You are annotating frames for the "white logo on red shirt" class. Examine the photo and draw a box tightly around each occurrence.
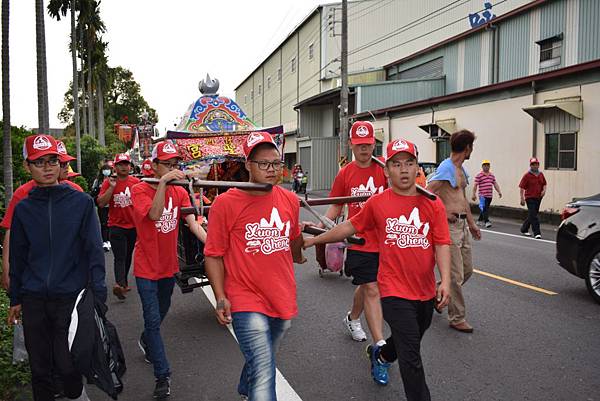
[244,207,290,255]
[384,207,430,249]
[350,176,384,208]
[113,186,132,208]
[155,197,178,234]
[33,136,52,150]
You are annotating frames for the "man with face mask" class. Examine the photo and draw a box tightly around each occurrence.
[519,158,547,239]
[91,163,114,252]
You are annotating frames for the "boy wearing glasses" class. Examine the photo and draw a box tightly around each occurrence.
[130,141,206,399]
[204,132,305,401]
[97,153,140,300]
[7,135,106,401]
[304,139,452,401]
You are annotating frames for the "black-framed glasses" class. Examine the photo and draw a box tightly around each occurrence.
[28,158,60,168]
[157,161,181,170]
[249,160,284,171]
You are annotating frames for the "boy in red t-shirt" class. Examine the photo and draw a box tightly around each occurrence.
[131,141,206,399]
[97,153,141,300]
[204,132,305,401]
[324,121,387,347]
[305,139,452,401]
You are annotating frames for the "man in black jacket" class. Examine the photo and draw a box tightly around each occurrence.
[7,134,107,401]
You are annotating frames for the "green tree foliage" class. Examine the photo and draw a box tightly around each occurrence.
[0,124,34,197]
[62,134,110,188]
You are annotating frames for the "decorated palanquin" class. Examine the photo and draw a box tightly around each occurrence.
[167,75,284,191]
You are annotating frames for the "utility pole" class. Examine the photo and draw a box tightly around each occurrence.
[339,0,349,160]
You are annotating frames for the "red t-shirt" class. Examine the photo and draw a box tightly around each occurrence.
[350,189,452,301]
[1,180,83,229]
[329,160,387,252]
[99,176,141,229]
[519,171,547,199]
[204,186,301,320]
[131,182,191,280]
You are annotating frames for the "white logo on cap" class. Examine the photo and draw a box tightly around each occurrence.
[118,154,128,160]
[162,143,177,154]
[57,142,67,154]
[33,136,52,150]
[247,132,265,147]
[355,125,370,138]
[391,140,409,151]
[143,163,151,170]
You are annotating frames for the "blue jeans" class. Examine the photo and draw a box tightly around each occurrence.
[136,277,175,379]
[232,312,291,401]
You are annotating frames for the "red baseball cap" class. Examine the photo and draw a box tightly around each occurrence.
[141,159,154,177]
[529,157,540,165]
[386,138,419,162]
[23,134,60,161]
[350,121,375,145]
[152,141,181,161]
[114,153,132,165]
[56,140,76,163]
[243,132,277,159]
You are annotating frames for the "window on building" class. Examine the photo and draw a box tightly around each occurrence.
[545,132,577,170]
[267,76,271,89]
[291,57,296,73]
[308,44,314,60]
[538,34,562,69]
[436,139,451,164]
[258,84,262,95]
[250,90,254,100]
[277,68,282,81]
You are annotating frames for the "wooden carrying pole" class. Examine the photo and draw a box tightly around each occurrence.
[303,225,364,246]
[141,178,272,191]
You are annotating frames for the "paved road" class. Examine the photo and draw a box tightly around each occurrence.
[87,206,599,401]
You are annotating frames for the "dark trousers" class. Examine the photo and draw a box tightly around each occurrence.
[109,226,137,287]
[477,197,493,223]
[521,198,541,236]
[22,296,83,401]
[98,207,109,242]
[379,297,434,401]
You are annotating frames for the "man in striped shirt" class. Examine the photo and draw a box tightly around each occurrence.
[471,160,502,228]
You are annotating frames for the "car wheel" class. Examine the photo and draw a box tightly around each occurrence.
[584,247,600,304]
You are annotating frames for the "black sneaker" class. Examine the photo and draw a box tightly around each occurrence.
[138,335,151,364]
[153,376,170,399]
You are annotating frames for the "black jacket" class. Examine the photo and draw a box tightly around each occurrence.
[9,184,107,306]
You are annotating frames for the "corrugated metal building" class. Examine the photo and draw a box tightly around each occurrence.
[352,0,600,213]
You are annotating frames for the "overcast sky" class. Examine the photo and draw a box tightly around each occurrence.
[2,0,323,133]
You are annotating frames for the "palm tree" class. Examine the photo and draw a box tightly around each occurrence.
[35,0,50,134]
[94,40,108,146]
[48,0,81,171]
[2,0,12,199]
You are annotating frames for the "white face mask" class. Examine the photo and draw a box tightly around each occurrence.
[102,169,111,177]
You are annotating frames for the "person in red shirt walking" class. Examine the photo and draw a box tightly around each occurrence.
[204,132,305,401]
[304,138,452,401]
[519,157,547,239]
[97,153,141,300]
[324,121,387,350]
[131,141,206,399]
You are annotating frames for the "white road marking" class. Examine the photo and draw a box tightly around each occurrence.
[200,283,303,401]
[480,229,556,244]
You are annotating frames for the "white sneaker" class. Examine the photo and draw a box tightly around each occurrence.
[103,242,110,252]
[485,222,492,228]
[521,231,532,237]
[343,312,367,342]
[535,234,542,239]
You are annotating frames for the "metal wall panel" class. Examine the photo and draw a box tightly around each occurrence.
[543,110,580,134]
[578,0,600,62]
[565,0,580,67]
[463,33,482,90]
[358,78,445,113]
[443,43,459,93]
[539,0,566,72]
[299,107,322,138]
[310,137,339,190]
[397,57,443,80]
[499,12,530,82]
[480,29,492,86]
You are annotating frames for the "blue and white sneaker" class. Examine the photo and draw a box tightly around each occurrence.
[366,344,390,386]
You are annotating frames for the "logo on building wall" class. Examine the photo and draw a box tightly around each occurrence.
[469,2,495,28]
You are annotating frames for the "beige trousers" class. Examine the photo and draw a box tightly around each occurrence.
[447,219,473,325]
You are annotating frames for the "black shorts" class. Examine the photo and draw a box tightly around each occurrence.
[345,250,379,285]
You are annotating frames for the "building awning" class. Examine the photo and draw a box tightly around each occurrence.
[522,98,583,122]
[418,118,456,140]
